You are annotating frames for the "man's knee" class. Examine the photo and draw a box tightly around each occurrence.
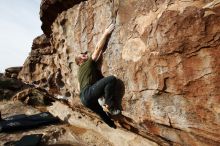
[108,75,116,82]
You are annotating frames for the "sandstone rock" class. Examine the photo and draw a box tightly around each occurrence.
[18,34,61,96]
[5,66,22,79]
[40,0,86,37]
[0,73,4,77]
[12,88,54,106]
[0,101,84,146]
[19,0,220,145]
[48,101,159,146]
[0,75,28,100]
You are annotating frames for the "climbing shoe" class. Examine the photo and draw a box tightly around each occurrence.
[98,97,105,106]
[108,107,121,115]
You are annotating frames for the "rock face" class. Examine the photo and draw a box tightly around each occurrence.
[48,101,159,146]
[18,34,62,95]
[40,0,87,37]
[5,66,22,78]
[0,74,28,100]
[19,0,220,145]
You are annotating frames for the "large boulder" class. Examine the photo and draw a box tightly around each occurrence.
[18,34,61,95]
[40,0,86,37]
[0,74,28,100]
[19,0,220,145]
[5,66,22,79]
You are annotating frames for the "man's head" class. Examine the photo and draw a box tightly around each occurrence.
[75,51,88,66]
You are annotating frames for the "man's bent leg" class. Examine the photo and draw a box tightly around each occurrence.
[90,76,116,108]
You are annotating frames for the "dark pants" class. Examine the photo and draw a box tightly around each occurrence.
[80,76,116,128]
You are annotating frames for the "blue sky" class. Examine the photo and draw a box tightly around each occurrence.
[0,0,42,72]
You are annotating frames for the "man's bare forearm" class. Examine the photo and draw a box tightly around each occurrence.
[96,31,110,53]
[92,24,114,61]
[93,32,109,60]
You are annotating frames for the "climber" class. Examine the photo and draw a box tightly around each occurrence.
[75,23,120,128]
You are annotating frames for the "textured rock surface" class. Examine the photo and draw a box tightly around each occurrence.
[12,88,54,107]
[18,34,61,95]
[0,101,84,146]
[0,74,28,100]
[40,0,87,37]
[5,66,22,78]
[19,0,220,145]
[48,101,159,146]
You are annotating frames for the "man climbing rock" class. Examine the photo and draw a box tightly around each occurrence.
[75,23,120,128]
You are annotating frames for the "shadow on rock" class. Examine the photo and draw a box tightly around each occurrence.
[111,113,139,134]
